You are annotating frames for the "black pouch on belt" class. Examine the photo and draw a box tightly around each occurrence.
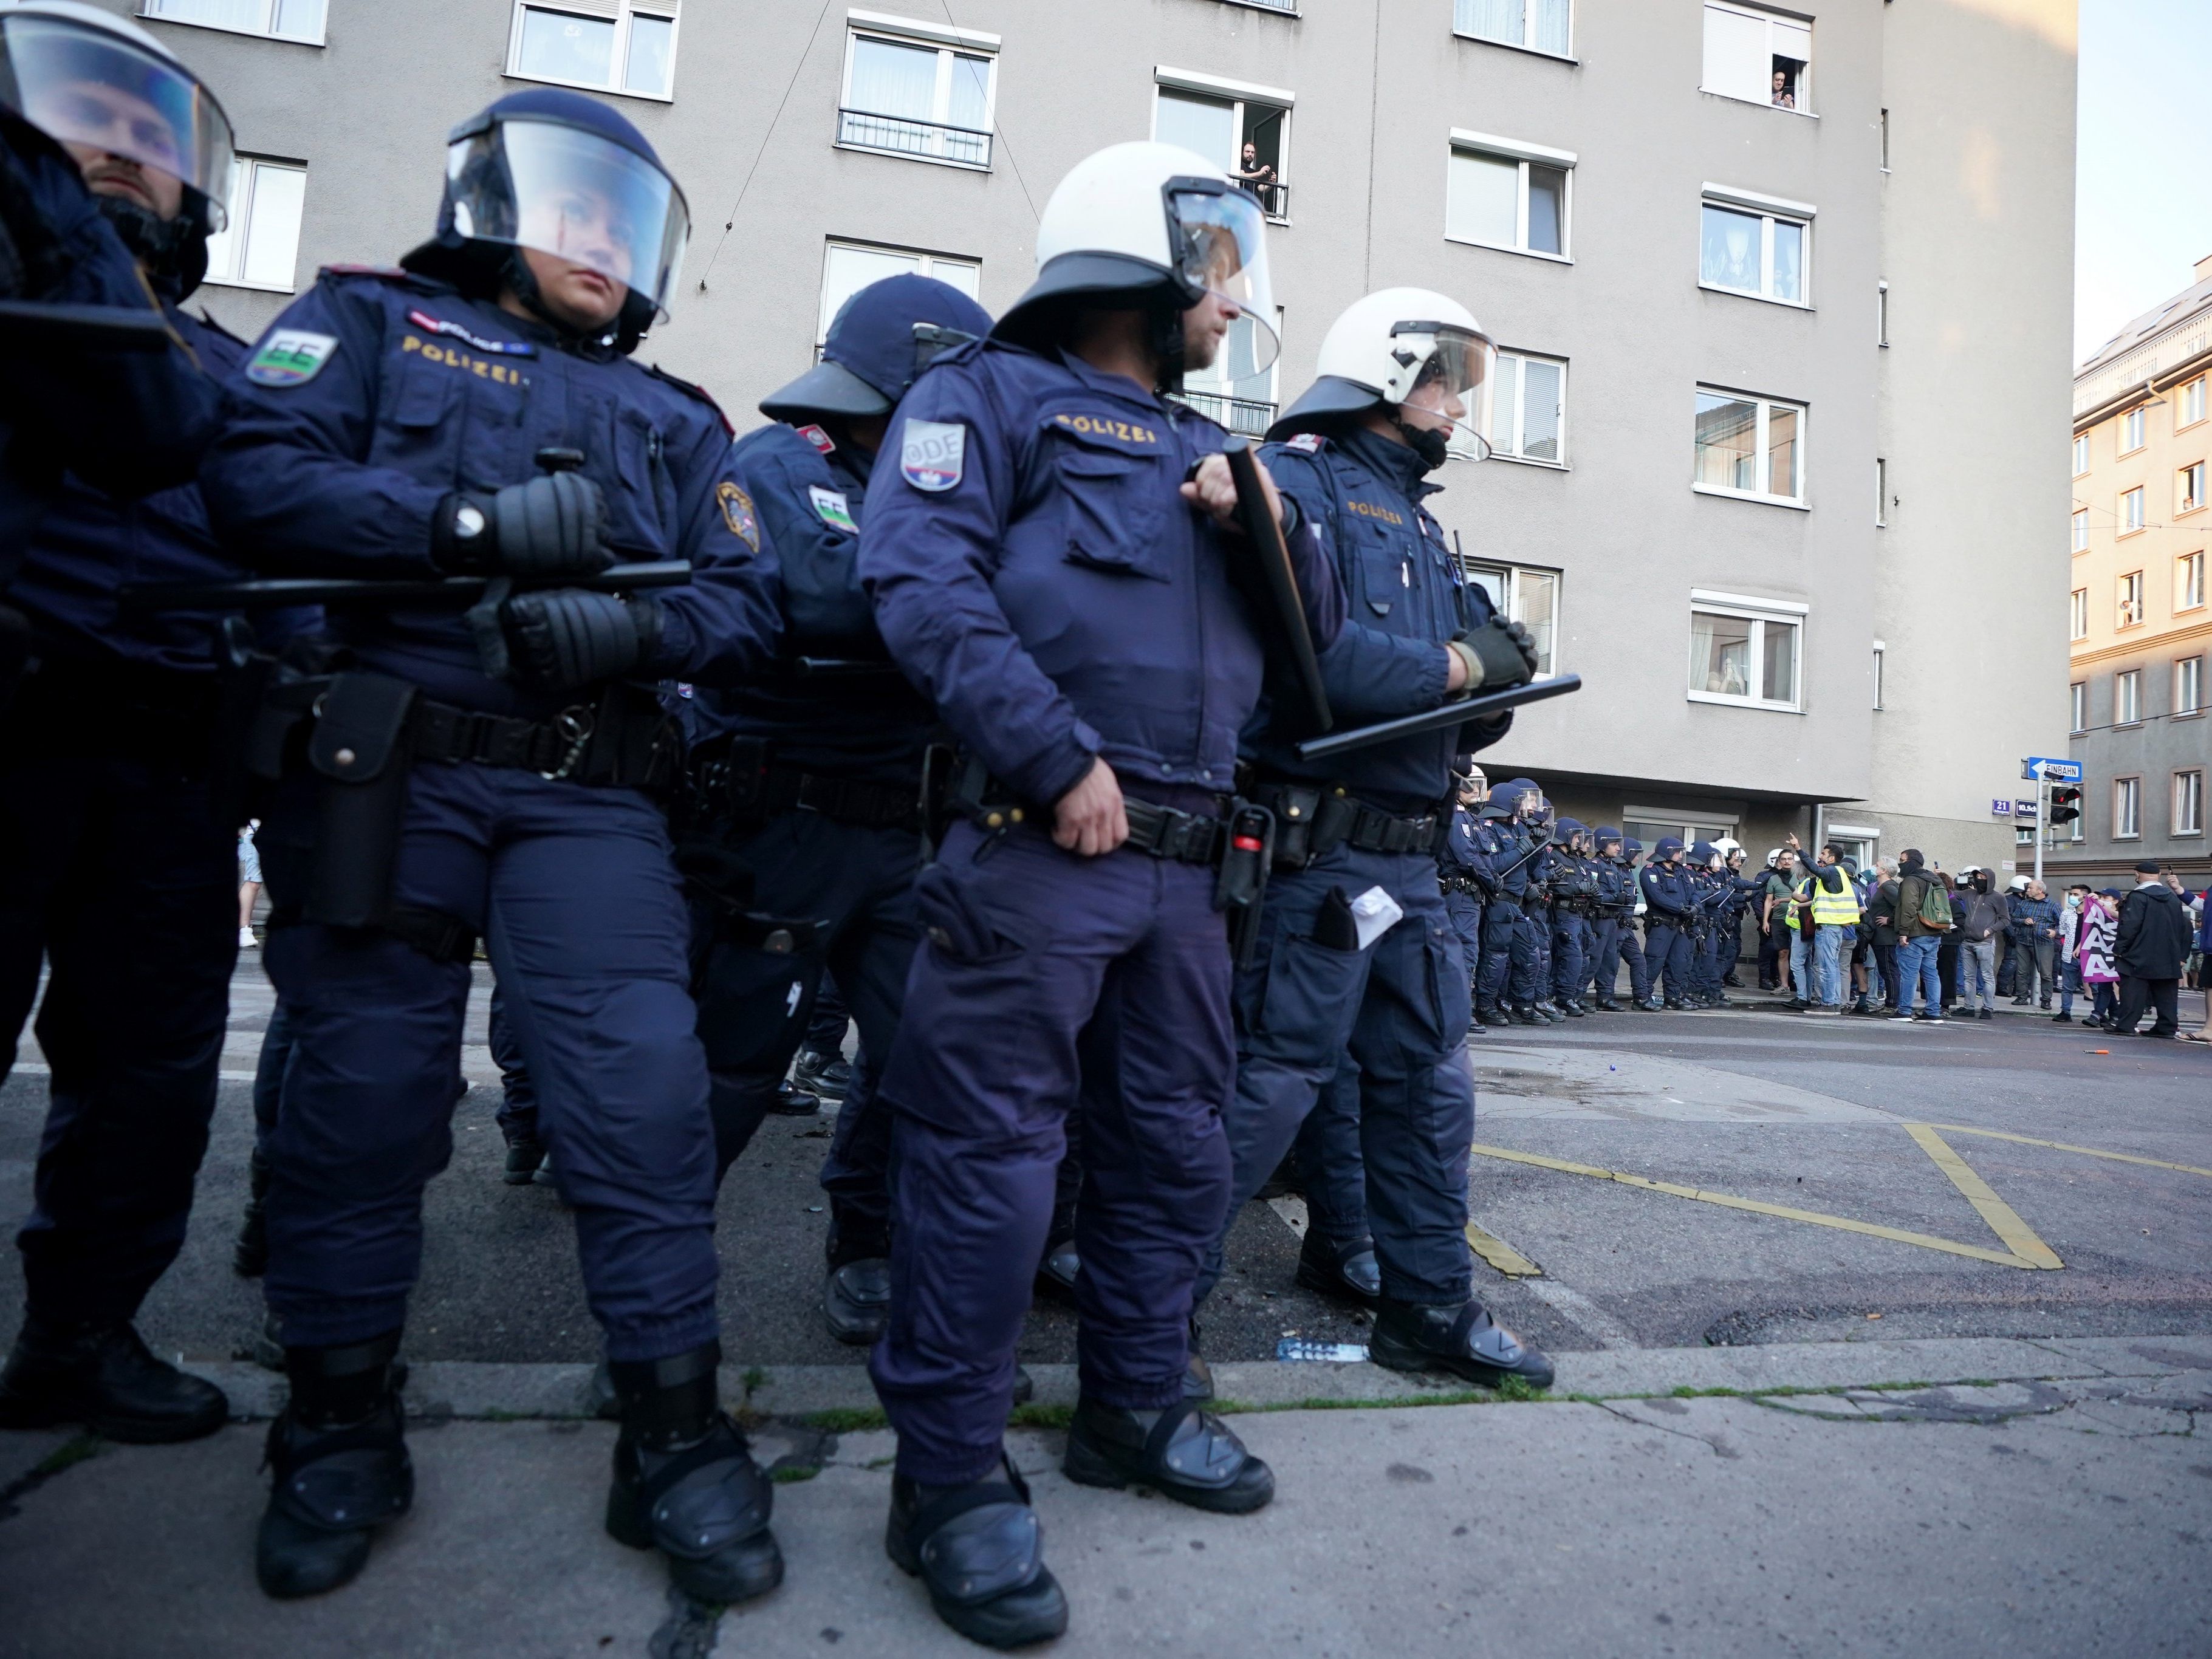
[304,672,419,929]
[1267,784,1323,869]
[571,680,685,793]
[1216,802,1275,969]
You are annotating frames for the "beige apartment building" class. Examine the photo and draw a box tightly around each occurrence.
[2055,255,2212,883]
[110,0,2076,872]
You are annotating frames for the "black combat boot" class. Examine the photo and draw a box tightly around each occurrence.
[256,1331,410,1598]
[1560,999,1587,1018]
[0,1314,229,1442]
[501,1121,547,1185]
[1063,1396,1275,1513]
[1293,1230,1382,1308]
[765,1079,822,1117]
[234,1152,272,1277]
[1369,1298,1555,1390]
[824,1257,892,1346]
[888,1453,1067,1648]
[605,1343,783,1605]
[791,1048,851,1103]
[1509,1005,1544,1026]
[1033,1233,1080,1304]
[1594,996,1624,1012]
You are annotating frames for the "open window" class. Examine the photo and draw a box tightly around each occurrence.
[1152,70,1293,222]
[1174,309,1282,436]
[1702,2,1810,114]
[508,2,680,100]
[838,12,998,169]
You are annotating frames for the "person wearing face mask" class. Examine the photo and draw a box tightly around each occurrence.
[1954,866,2010,1020]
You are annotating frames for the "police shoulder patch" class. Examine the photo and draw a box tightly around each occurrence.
[796,423,836,456]
[1284,432,1326,454]
[717,481,761,550]
[900,420,965,492]
[808,485,856,533]
[245,329,340,388]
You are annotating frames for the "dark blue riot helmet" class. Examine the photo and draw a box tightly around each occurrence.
[759,273,991,424]
[1594,824,1625,857]
[402,87,690,355]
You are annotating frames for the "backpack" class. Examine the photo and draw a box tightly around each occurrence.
[1913,874,1954,932]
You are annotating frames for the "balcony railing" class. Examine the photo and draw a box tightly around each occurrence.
[1240,178,1289,221]
[1171,390,1277,437]
[837,108,993,169]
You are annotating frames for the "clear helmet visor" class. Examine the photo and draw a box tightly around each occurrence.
[1516,787,1549,823]
[1396,324,1499,460]
[1166,183,1278,372]
[447,118,691,315]
[0,16,235,225]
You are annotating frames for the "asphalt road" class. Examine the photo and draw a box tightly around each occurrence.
[2,963,2208,1370]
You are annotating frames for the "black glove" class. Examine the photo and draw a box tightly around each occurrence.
[501,588,659,692]
[1454,618,1539,691]
[434,472,611,578]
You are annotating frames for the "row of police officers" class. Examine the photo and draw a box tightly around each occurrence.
[0,6,1556,1644]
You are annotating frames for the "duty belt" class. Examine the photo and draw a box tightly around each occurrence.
[413,700,591,775]
[1121,796,1228,865]
[1245,778,1440,869]
[755,763,918,830]
[1441,873,1484,895]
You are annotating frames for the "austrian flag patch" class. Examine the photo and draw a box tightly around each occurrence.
[900,420,965,492]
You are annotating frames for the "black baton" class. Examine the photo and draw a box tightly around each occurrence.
[122,559,693,611]
[1294,672,1583,763]
[0,298,176,352]
[1221,436,1332,737]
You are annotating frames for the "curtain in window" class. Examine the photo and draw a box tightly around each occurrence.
[1700,206,1761,290]
[1691,612,1752,697]
[1154,91,1236,168]
[848,37,937,120]
[1520,360,1560,462]
[1771,220,1804,301]
[1532,0,1570,54]
[271,0,326,38]
[1456,0,1522,44]
[1447,151,1517,248]
[150,0,267,29]
[1760,621,1795,703]
[625,14,674,95]
[518,9,614,84]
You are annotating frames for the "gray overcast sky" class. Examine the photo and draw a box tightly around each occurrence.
[2075,0,2212,366]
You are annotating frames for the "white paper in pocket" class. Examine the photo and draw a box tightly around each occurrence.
[1348,885,1405,951]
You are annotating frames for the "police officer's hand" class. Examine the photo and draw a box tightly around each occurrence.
[501,588,659,691]
[437,473,612,578]
[1053,758,1129,858]
[1451,618,1540,692]
[1182,454,1287,533]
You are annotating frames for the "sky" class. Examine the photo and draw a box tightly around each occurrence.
[2074,0,2212,367]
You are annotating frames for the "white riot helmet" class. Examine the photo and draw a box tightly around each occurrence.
[993,140,1277,381]
[1269,286,1499,459]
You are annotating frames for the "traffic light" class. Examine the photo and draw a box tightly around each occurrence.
[2048,785,2083,825]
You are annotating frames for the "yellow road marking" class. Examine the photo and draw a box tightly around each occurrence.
[1926,1124,2212,1180]
[1902,1125,2065,1269]
[1465,1220,1543,1278]
[1465,1141,2060,1270]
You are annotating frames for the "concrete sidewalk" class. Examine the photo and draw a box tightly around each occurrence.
[5,1334,2208,1658]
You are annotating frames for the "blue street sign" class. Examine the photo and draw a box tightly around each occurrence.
[2025,756,2082,781]
[1991,799,2013,816]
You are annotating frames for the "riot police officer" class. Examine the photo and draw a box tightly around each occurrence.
[0,1,252,1445]
[1546,818,1597,1016]
[1196,286,1552,1398]
[1476,778,1553,1025]
[680,272,990,1346]
[1440,761,1491,1018]
[1641,836,1694,1008]
[1584,827,1631,1011]
[200,89,784,1604]
[856,140,1343,1648]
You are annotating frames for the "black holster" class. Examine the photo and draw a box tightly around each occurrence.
[303,672,420,932]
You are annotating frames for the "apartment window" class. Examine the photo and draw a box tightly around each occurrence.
[1481,350,1566,465]
[1694,388,1804,505]
[1453,0,1572,58]
[1625,813,1741,852]
[509,2,679,100]
[2183,376,2208,429]
[837,15,998,168]
[2177,771,2204,837]
[1152,72,1292,221]
[2180,461,2205,515]
[1702,2,1810,112]
[1687,593,1803,711]
[2069,587,2087,640]
[1876,281,1888,345]
[2179,552,2205,612]
[2121,487,2146,533]
[1464,563,1560,676]
[2122,405,2146,453]
[201,156,305,292]
[2115,668,2142,725]
[2175,656,2203,716]
[2073,433,2090,475]
[142,0,324,41]
[1697,190,1809,306]
[1875,458,1887,527]
[1176,309,1282,437]
[816,241,979,347]
[2114,776,2142,840]
[2118,570,2145,629]
[2072,510,2089,553]
[1871,643,1885,710]
[1446,133,1572,260]
[2069,680,2086,733]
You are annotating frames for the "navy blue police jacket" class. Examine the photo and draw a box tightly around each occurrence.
[200,267,780,718]
[1640,861,1691,920]
[693,419,933,782]
[1441,805,1499,891]
[2,112,222,559]
[857,340,1343,809]
[10,303,315,673]
[1241,427,1508,809]
[1595,857,1636,915]
[1478,807,1545,903]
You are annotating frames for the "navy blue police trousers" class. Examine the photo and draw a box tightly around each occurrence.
[1551,909,1589,1004]
[259,762,718,1363]
[1476,896,1541,1008]
[871,818,1231,1486]
[1645,919,1693,1002]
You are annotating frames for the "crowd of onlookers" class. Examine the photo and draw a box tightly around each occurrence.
[1748,842,2210,1039]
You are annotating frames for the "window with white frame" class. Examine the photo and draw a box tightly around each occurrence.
[1446,133,1572,260]
[1872,643,1885,710]
[2116,668,2142,723]
[1478,349,1566,465]
[2174,655,2202,716]
[2178,550,2205,612]
[1875,458,1887,526]
[2180,460,2205,515]
[2072,509,2089,552]
[2069,680,2086,732]
[1688,592,1802,711]
[1463,563,1560,676]
[2069,587,2087,640]
[816,241,979,346]
[509,2,680,100]
[838,13,997,168]
[1702,1,1810,112]
[2122,486,2146,533]
[142,0,324,41]
[2072,433,2090,475]
[1454,0,1572,56]
[1151,72,1293,221]
[1694,388,1803,504]
[202,156,305,292]
[1175,308,1283,437]
[2183,376,2208,429]
[2176,770,2204,836]
[2122,405,2146,453]
[1698,188,1809,305]
[2118,570,2145,628]
[2114,775,2142,840]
